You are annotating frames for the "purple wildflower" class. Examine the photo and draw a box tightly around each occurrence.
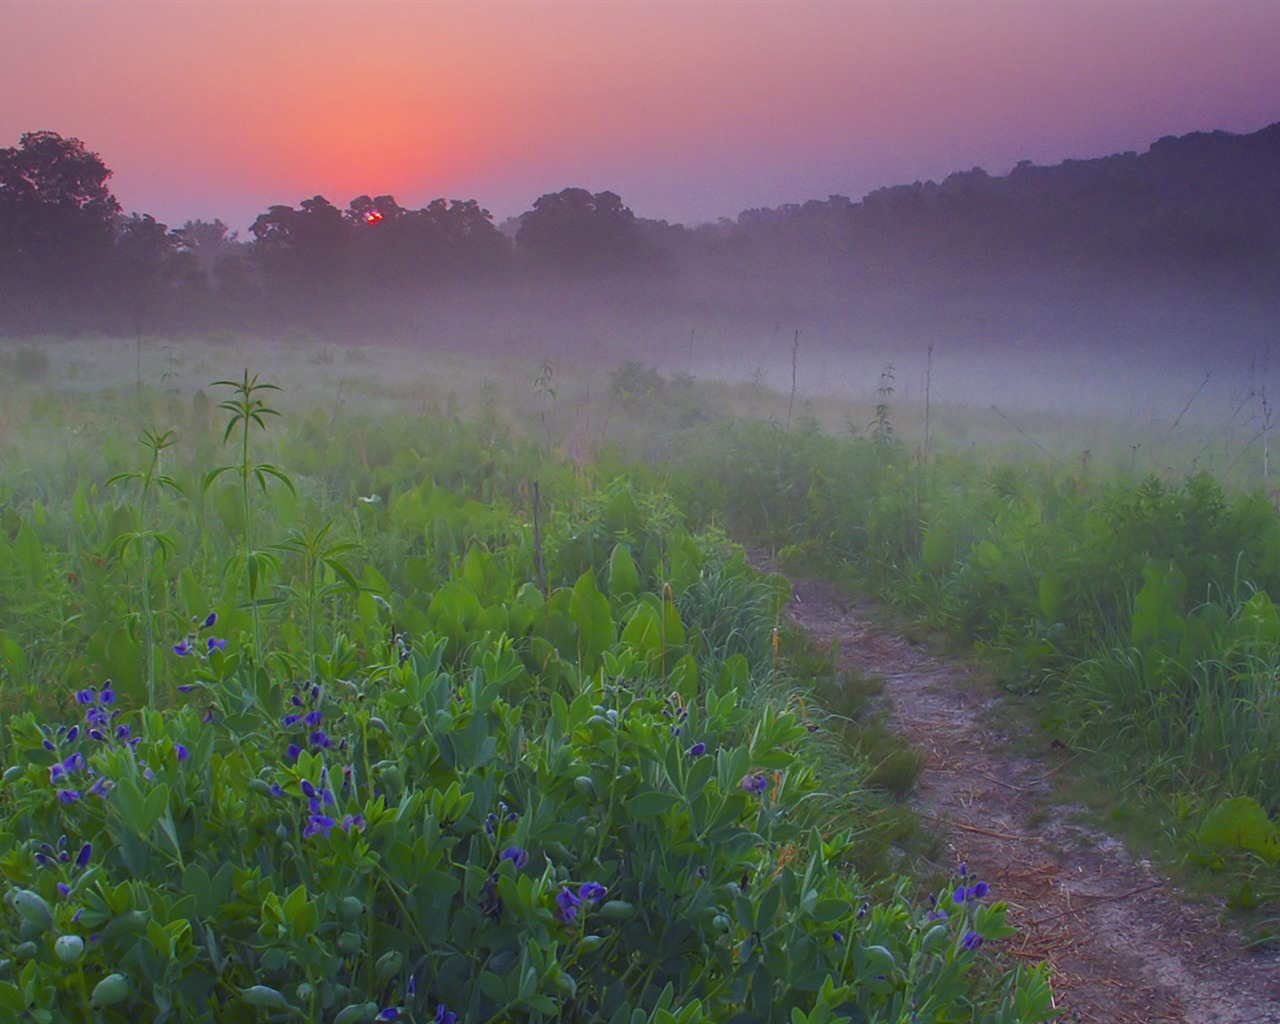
[578,881,607,903]
[376,1010,400,1022]
[962,930,984,951]
[177,684,196,693]
[740,772,769,793]
[555,887,582,923]
[206,636,226,653]
[173,639,192,656]
[283,714,301,727]
[75,688,95,705]
[175,743,189,762]
[310,730,333,749]
[57,789,81,804]
[304,709,323,726]
[501,847,530,870]
[832,930,845,943]
[76,842,92,867]
[99,687,115,705]
[687,742,707,756]
[56,882,71,896]
[285,744,303,762]
[303,813,337,838]
[972,880,989,899]
[435,1006,456,1024]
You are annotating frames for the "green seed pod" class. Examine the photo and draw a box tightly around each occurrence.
[91,973,130,1007]
[368,717,391,735]
[332,1001,378,1024]
[337,931,363,955]
[339,896,366,920]
[712,914,731,933]
[54,934,85,963]
[277,824,290,840]
[600,900,636,921]
[247,778,275,797]
[8,889,53,931]
[105,909,148,937]
[573,776,596,798]
[13,941,38,962]
[379,765,402,789]
[579,934,606,952]
[374,950,403,985]
[296,982,315,1002]
[2,764,23,783]
[19,916,46,942]
[240,985,291,1011]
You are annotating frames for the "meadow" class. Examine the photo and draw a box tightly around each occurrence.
[1,332,1278,1021]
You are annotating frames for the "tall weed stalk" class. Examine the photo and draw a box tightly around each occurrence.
[205,372,294,667]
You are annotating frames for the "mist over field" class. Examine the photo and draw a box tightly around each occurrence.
[2,120,1279,465]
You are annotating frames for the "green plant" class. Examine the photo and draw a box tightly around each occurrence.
[106,428,184,710]
[204,371,294,667]
[272,521,361,682]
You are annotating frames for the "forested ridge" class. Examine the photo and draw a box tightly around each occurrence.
[1,122,1277,341]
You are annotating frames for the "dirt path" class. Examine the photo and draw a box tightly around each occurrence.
[779,572,1280,1024]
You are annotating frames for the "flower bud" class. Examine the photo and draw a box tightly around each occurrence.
[54,934,85,963]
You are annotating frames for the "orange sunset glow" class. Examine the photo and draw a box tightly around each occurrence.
[2,0,1278,230]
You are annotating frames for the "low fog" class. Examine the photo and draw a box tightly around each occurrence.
[2,123,1279,457]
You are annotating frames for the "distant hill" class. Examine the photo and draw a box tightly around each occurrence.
[712,121,1280,290]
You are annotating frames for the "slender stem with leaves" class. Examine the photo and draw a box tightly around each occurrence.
[273,521,361,681]
[107,428,184,710]
[205,371,294,667]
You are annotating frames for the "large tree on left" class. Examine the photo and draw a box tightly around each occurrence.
[0,130,121,287]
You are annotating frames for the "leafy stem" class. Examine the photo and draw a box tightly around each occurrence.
[107,427,183,710]
[205,371,294,669]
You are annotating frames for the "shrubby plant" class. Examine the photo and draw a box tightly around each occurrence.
[0,383,1054,1023]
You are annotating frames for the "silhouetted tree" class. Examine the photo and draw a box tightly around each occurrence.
[0,131,120,305]
[248,196,354,319]
[516,187,648,271]
[108,212,196,334]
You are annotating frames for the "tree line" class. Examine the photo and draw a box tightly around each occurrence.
[0,131,660,334]
[3,123,1278,338]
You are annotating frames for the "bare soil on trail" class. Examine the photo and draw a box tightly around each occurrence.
[777,571,1280,1024]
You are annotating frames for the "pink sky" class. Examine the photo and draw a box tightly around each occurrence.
[2,0,1278,232]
